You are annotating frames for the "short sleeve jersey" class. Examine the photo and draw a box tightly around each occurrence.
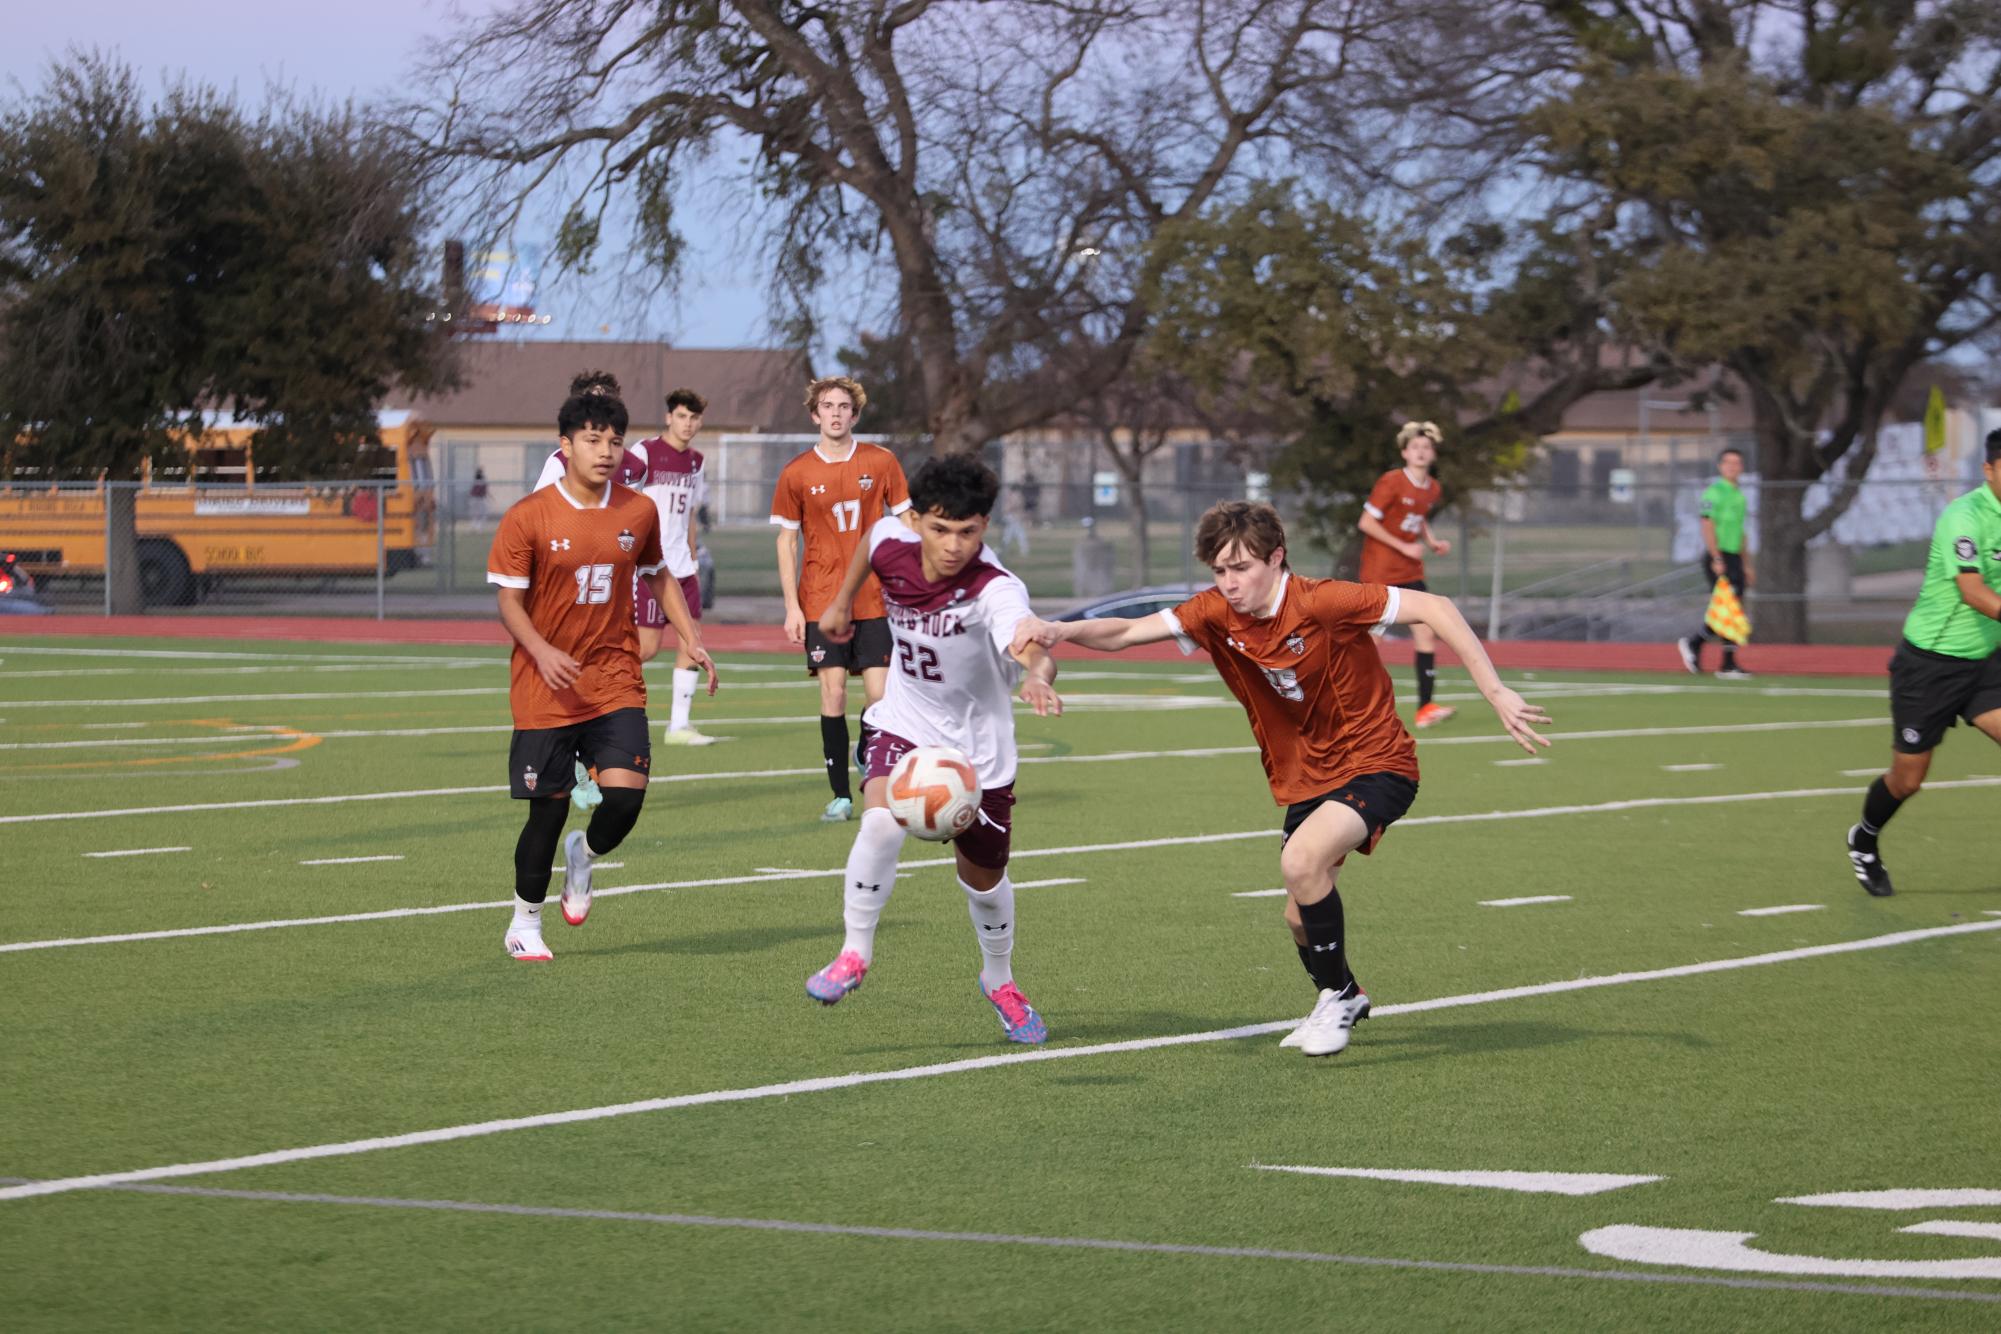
[536,442,648,493]
[1164,575,1416,804]
[1901,483,2001,660]
[769,442,911,621]
[634,438,706,580]
[1359,469,1441,586]
[486,481,666,730]
[860,517,1033,789]
[1699,478,1747,554]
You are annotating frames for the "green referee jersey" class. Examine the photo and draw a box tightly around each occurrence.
[1699,478,1747,553]
[1902,483,2001,660]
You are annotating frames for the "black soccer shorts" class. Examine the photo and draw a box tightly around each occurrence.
[1888,641,2001,754]
[804,617,894,675]
[507,706,652,799]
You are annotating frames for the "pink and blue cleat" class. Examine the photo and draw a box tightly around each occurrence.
[980,979,1048,1045]
[807,950,868,1004]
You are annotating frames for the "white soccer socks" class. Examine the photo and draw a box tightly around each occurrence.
[669,667,699,732]
[962,875,1015,990]
[840,807,906,963]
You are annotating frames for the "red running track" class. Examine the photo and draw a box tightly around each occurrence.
[4,614,1892,676]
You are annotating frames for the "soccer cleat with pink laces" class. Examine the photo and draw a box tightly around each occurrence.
[980,979,1048,1045]
[807,950,869,1004]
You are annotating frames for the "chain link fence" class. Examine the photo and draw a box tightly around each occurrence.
[1,450,1979,645]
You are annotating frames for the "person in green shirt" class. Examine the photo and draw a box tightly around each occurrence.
[1846,429,2001,897]
[1677,447,1753,679]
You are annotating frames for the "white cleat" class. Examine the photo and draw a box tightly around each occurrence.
[560,829,593,926]
[1675,637,1701,675]
[1289,987,1372,1057]
[660,727,720,746]
[506,924,552,962]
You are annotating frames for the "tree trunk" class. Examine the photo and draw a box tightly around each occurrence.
[105,482,145,615]
[1756,479,1811,644]
[1130,480,1150,586]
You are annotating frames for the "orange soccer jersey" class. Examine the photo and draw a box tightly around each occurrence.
[1358,467,1441,586]
[1167,575,1418,804]
[769,441,911,621]
[487,481,666,730]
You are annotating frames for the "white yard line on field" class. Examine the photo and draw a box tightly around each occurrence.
[0,1179,1991,1305]
[3,918,1996,1204]
[1231,889,1288,899]
[81,846,191,859]
[1738,905,1825,917]
[1661,764,1721,772]
[300,856,406,867]
[1480,896,1572,908]
[10,778,2001,956]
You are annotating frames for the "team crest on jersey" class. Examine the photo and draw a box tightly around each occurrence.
[617,528,636,553]
[810,647,827,664]
[523,765,538,793]
[1955,537,1978,561]
[859,473,874,492]
[1286,633,1307,655]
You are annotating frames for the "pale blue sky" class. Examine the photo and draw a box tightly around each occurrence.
[3,0,785,350]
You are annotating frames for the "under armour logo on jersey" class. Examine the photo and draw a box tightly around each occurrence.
[549,538,571,551]
[810,484,828,495]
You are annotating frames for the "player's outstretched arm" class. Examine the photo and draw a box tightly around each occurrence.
[1010,640,1063,717]
[497,587,581,692]
[1396,589,1552,754]
[1009,613,1173,656]
[816,539,875,644]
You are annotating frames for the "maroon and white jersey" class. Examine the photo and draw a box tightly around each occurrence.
[860,516,1035,788]
[534,441,650,494]
[632,438,705,580]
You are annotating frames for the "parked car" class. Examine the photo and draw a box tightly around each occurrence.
[0,549,53,615]
[1054,583,1202,622]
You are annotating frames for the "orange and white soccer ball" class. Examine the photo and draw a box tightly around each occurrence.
[886,745,981,842]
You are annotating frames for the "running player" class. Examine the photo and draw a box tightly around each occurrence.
[1012,501,1549,1057]
[1677,447,1754,680]
[771,375,911,822]
[631,387,716,745]
[533,371,647,808]
[1358,421,1455,727]
[487,385,716,962]
[804,454,1063,1045]
[1846,429,2001,896]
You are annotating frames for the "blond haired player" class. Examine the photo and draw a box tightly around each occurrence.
[1358,421,1455,727]
[488,385,716,962]
[1013,501,1548,1056]
[771,375,911,822]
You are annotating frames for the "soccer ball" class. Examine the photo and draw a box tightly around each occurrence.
[886,746,981,842]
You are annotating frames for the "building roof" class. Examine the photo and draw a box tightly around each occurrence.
[407,340,812,432]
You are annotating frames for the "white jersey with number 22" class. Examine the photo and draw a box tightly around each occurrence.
[861,516,1033,789]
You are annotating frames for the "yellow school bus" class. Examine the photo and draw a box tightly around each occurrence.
[0,412,435,604]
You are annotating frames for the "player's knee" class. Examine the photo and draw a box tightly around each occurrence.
[857,804,903,844]
[584,784,645,854]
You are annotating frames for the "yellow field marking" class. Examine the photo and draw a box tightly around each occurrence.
[1,719,322,773]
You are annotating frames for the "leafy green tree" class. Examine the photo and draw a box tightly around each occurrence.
[1144,184,1661,564]
[1523,1,2001,639]
[0,56,454,609]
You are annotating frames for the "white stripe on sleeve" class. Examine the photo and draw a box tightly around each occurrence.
[486,573,530,589]
[1159,608,1197,656]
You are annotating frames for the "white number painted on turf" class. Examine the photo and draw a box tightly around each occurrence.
[1579,1186,2001,1279]
[572,563,615,605]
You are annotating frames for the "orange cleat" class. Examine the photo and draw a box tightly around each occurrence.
[1414,701,1456,729]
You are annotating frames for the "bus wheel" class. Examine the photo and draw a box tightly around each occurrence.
[136,539,196,607]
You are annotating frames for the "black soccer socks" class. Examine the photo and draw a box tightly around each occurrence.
[1295,890,1352,994]
[584,785,645,857]
[821,715,852,800]
[513,797,568,903]
[1416,651,1436,709]
[1853,776,1905,853]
